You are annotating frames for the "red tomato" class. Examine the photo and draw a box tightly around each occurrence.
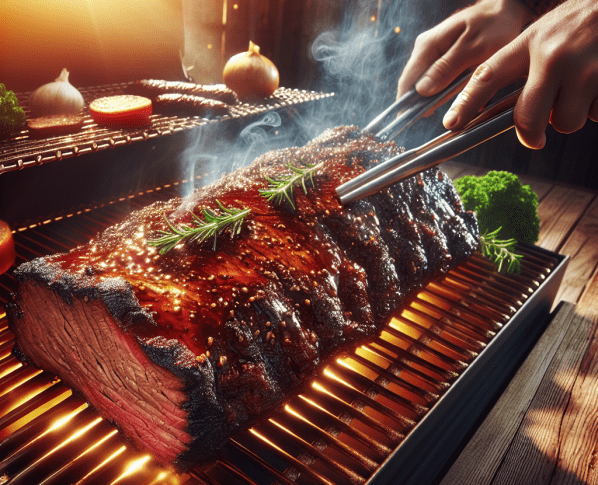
[89,95,152,128]
[0,220,16,275]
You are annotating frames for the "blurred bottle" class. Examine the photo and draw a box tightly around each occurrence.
[181,0,224,84]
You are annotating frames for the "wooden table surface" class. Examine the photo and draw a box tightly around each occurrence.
[436,161,598,485]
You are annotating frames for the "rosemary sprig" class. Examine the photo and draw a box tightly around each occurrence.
[259,157,324,208]
[147,200,250,254]
[479,227,523,274]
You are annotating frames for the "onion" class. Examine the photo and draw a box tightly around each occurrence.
[223,41,279,101]
[29,68,85,117]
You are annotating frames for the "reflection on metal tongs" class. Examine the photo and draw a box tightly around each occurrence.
[336,77,522,205]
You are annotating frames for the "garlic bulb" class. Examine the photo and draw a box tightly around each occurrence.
[223,41,279,100]
[29,68,85,117]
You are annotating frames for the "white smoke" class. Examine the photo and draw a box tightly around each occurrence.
[178,0,459,197]
[310,0,458,146]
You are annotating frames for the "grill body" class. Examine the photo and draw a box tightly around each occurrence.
[0,178,568,485]
[0,85,568,483]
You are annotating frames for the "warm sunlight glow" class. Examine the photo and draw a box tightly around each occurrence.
[395,26,401,33]
[520,366,593,482]
[3,0,183,90]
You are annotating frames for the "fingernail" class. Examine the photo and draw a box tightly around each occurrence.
[443,109,458,129]
[416,76,435,96]
[516,130,546,150]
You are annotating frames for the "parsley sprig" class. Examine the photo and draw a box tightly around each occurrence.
[480,227,523,274]
[259,158,324,209]
[147,200,250,254]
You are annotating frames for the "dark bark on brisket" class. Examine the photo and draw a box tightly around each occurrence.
[8,126,479,471]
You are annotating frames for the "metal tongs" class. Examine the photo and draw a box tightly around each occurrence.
[336,74,521,204]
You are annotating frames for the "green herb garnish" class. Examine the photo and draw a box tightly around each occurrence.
[259,158,324,208]
[147,200,250,254]
[479,227,522,274]
[0,83,26,138]
[454,171,539,244]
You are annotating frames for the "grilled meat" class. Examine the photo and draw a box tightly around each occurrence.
[153,93,231,117]
[8,125,479,470]
[126,80,238,106]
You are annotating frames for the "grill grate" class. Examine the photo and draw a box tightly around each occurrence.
[0,84,333,176]
[0,181,562,485]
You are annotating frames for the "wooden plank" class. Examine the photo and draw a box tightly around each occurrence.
[549,269,598,484]
[555,196,598,305]
[491,268,598,485]
[536,185,594,252]
[438,302,579,485]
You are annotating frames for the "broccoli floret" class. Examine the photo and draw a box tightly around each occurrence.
[0,83,26,138]
[454,171,540,244]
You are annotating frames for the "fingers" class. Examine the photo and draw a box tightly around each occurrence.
[397,20,464,99]
[515,38,598,147]
[549,78,598,134]
[512,54,559,149]
[442,37,530,131]
[415,36,478,97]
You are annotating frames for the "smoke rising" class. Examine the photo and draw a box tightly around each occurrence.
[178,0,459,200]
[310,0,457,146]
[179,111,292,200]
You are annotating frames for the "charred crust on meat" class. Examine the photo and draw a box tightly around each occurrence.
[139,336,230,466]
[13,259,158,329]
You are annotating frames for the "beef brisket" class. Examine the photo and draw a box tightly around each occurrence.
[8,126,479,471]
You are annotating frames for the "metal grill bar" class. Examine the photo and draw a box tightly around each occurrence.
[0,85,333,177]
[0,186,560,485]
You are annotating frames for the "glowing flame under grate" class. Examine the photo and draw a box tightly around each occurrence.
[0,182,561,485]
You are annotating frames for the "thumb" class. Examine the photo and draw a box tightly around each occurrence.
[443,36,530,131]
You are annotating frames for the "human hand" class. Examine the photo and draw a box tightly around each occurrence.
[397,0,536,101]
[443,0,598,149]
